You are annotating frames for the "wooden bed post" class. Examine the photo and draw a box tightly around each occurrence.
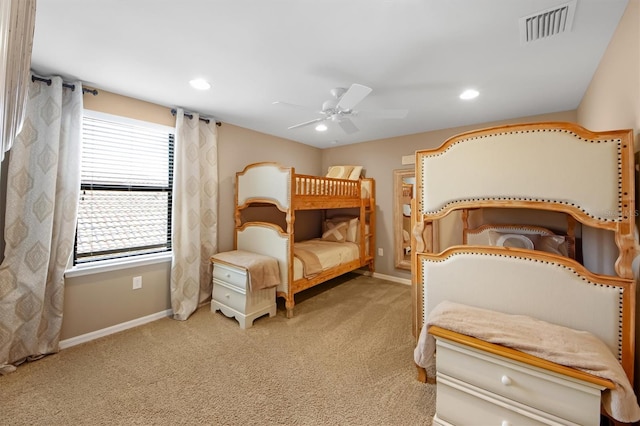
[285,212,295,318]
[286,171,296,318]
[462,209,469,245]
[285,299,295,319]
[415,365,434,384]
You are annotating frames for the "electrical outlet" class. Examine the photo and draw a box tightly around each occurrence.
[378,248,383,256]
[133,276,142,290]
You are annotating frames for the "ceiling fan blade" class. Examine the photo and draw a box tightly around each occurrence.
[356,109,409,120]
[287,117,325,130]
[338,118,359,134]
[336,83,372,110]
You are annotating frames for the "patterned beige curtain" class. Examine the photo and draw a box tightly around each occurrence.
[170,108,218,320]
[0,0,36,162]
[0,76,83,374]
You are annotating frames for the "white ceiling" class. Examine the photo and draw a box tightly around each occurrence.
[30,0,628,149]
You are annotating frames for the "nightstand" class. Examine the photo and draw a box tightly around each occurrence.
[210,255,277,329]
[431,332,609,426]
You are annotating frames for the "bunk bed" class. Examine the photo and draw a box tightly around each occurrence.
[410,122,639,424]
[234,162,375,318]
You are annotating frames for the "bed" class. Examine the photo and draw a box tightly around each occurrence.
[234,162,375,318]
[410,122,638,424]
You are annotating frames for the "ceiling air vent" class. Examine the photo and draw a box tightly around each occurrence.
[519,0,576,44]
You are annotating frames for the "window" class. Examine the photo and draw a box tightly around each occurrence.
[74,110,174,265]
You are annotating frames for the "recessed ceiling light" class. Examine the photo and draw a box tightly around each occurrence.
[189,78,211,90]
[459,89,479,100]
[315,123,328,132]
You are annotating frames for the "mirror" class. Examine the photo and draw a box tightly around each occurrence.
[394,169,415,270]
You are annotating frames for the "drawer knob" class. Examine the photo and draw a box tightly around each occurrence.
[225,293,230,298]
[501,375,512,386]
[501,422,511,426]
[225,273,231,278]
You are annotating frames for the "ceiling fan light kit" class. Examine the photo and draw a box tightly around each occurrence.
[277,83,408,135]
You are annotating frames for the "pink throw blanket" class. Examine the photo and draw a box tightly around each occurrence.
[414,300,640,423]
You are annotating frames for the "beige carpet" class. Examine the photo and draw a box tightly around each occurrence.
[2,273,436,425]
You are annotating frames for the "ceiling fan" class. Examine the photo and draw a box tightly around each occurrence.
[273,83,408,134]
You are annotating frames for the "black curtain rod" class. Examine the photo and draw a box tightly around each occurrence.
[170,108,221,126]
[31,75,98,96]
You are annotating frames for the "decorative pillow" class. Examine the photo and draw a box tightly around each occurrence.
[321,221,348,242]
[536,235,569,257]
[326,165,354,179]
[488,230,568,256]
[325,216,359,242]
[348,166,363,180]
[488,231,535,250]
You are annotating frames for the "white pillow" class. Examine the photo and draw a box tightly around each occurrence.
[488,231,534,250]
[488,230,568,256]
[348,166,363,180]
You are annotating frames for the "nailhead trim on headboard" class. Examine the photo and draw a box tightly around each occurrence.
[418,128,624,222]
[421,251,625,361]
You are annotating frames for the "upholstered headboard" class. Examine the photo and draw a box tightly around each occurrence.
[418,247,635,380]
[236,222,290,294]
[414,122,635,278]
[237,162,291,210]
[412,122,637,383]
[417,123,633,225]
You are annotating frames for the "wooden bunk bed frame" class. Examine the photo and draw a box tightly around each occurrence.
[234,162,376,318]
[410,122,637,423]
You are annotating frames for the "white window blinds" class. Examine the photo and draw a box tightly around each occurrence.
[75,111,174,264]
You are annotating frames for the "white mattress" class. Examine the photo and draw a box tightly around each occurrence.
[293,239,359,280]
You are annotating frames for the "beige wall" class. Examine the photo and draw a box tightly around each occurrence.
[575,0,640,395]
[216,123,322,253]
[61,90,320,340]
[83,88,176,127]
[39,0,640,342]
[65,88,576,339]
[577,0,639,140]
[50,90,176,339]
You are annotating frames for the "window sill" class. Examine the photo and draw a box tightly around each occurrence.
[65,252,172,278]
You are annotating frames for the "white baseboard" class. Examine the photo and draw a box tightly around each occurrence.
[352,269,411,286]
[372,272,411,286]
[59,309,173,350]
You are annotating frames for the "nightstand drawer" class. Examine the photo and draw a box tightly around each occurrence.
[212,263,248,290]
[436,373,560,426]
[436,339,602,425]
[213,280,246,312]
